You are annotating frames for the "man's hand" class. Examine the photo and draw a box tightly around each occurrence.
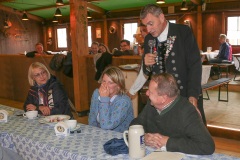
[144,133,169,149]
[189,96,201,116]
[188,96,198,107]
[144,53,157,66]
[126,91,137,100]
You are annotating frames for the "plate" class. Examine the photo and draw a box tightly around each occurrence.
[71,124,81,131]
[38,115,70,125]
[119,64,139,70]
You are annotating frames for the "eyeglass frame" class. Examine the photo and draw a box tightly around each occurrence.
[33,70,47,79]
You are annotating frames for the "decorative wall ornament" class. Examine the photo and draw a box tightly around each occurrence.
[109,26,116,34]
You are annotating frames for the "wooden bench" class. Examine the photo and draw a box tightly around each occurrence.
[202,78,231,102]
[210,62,234,78]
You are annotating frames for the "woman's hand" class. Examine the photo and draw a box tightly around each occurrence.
[99,83,110,97]
[26,104,37,111]
[39,106,51,116]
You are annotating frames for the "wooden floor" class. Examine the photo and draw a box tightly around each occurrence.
[1,97,240,158]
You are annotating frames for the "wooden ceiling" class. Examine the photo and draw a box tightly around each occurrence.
[0,0,238,22]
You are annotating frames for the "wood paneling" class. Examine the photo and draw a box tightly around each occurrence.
[0,9,43,54]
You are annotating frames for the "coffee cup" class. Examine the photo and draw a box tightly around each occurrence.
[123,125,145,159]
[23,111,38,119]
[64,120,77,130]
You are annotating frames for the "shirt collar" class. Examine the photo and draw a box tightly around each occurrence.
[157,21,169,42]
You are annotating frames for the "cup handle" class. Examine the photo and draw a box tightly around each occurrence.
[23,113,26,117]
[123,130,129,147]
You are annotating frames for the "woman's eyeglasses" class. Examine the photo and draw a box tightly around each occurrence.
[33,70,47,79]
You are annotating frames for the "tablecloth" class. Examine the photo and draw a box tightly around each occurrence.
[1,104,240,160]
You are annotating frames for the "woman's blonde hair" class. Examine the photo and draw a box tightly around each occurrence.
[28,62,51,86]
[99,66,126,95]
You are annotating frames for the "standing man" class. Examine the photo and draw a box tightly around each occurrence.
[140,4,205,123]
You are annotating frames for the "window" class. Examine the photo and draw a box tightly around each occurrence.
[227,16,240,45]
[56,28,67,48]
[88,26,92,47]
[123,23,138,48]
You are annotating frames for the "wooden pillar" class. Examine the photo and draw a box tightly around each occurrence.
[197,5,202,50]
[70,0,89,113]
[103,15,108,46]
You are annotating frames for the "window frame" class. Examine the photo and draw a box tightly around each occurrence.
[225,12,240,46]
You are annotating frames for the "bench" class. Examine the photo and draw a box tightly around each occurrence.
[210,62,234,78]
[202,78,231,102]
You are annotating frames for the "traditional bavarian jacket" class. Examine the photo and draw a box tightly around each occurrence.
[143,22,202,99]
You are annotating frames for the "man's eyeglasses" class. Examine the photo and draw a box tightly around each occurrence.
[33,70,47,79]
[120,45,128,47]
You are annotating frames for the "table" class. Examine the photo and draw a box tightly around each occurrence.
[202,65,212,85]
[233,53,240,81]
[202,52,219,61]
[1,104,240,160]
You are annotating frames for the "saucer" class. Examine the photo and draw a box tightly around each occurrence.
[71,124,80,131]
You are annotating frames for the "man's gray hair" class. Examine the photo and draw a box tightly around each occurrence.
[140,4,163,19]
[151,73,179,98]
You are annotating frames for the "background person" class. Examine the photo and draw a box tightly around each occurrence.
[23,62,73,117]
[209,34,230,63]
[26,43,51,57]
[88,66,134,132]
[113,39,134,56]
[95,43,112,81]
[130,73,215,155]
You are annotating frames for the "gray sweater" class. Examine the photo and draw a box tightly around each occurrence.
[130,96,215,155]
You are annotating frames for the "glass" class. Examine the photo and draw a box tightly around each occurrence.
[33,70,47,79]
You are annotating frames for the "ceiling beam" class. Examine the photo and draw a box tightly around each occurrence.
[0,4,43,22]
[191,0,201,5]
[87,3,105,14]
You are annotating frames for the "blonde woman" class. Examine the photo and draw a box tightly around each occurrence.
[89,66,134,132]
[23,62,72,117]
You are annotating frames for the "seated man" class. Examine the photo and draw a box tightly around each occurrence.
[209,34,229,63]
[113,39,134,56]
[26,42,51,57]
[130,73,215,155]
[209,34,230,77]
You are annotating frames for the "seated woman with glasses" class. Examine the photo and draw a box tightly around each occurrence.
[88,66,134,132]
[23,62,73,117]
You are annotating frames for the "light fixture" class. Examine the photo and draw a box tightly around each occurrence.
[22,11,29,20]
[52,16,58,23]
[3,15,12,28]
[55,8,62,16]
[87,11,92,19]
[56,0,64,5]
[156,0,165,4]
[181,0,188,11]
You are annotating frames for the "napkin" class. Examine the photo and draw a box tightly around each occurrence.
[142,152,185,160]
[103,138,128,156]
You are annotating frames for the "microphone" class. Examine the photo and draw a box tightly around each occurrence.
[148,39,156,53]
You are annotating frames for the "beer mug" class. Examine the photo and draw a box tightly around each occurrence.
[123,125,145,159]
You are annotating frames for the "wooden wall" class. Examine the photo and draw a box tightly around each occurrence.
[0,9,43,54]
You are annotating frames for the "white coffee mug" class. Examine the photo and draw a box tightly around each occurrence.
[23,111,38,119]
[64,120,77,130]
[123,125,145,159]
